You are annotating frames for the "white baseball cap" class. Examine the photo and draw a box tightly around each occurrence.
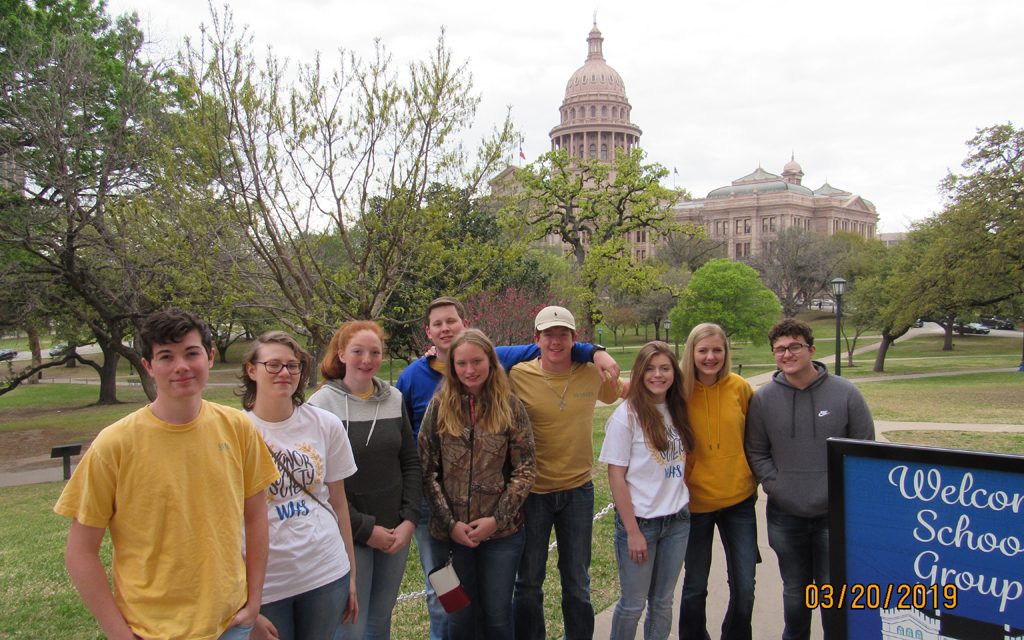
[535,306,576,331]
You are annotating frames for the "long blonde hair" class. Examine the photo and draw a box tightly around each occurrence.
[681,323,732,401]
[625,342,693,453]
[434,329,514,437]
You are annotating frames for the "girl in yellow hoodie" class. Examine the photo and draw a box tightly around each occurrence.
[678,323,757,640]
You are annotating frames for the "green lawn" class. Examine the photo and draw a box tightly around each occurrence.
[882,431,1024,455]
[858,372,1023,423]
[840,334,1021,378]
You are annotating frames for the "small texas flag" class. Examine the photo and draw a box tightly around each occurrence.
[519,145,526,161]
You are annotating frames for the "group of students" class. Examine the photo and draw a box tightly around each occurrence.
[54,300,872,640]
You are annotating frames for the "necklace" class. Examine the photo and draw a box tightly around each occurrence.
[540,364,575,411]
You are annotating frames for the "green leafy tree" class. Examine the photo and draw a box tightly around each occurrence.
[0,0,176,402]
[668,259,781,345]
[507,147,689,333]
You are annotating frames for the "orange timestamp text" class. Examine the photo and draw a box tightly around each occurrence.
[805,583,958,610]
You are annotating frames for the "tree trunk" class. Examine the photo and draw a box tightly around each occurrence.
[97,342,121,404]
[873,334,894,372]
[942,314,955,351]
[26,325,42,384]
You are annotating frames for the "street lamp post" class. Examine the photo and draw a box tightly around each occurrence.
[663,319,678,358]
[830,277,847,376]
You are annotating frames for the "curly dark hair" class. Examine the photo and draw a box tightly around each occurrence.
[768,318,814,347]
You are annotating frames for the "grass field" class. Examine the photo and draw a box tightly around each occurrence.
[882,430,1024,455]
[858,372,1024,423]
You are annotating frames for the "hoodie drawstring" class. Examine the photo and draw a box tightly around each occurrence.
[343,393,381,447]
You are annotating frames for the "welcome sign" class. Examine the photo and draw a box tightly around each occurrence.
[828,439,1024,640]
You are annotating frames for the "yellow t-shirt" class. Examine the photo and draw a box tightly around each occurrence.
[510,360,620,493]
[54,401,279,640]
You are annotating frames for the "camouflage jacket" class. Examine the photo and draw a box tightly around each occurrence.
[418,394,536,541]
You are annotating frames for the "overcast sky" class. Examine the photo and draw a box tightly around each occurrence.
[108,0,1024,233]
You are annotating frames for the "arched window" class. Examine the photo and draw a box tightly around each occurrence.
[588,143,596,158]
[612,106,618,119]
[602,105,608,118]
[590,106,596,118]
[571,107,576,120]
[577,145,584,158]
[600,144,608,160]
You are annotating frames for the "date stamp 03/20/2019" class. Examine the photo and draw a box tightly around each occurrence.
[805,583,959,610]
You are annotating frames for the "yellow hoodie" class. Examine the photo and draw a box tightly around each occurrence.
[684,372,756,513]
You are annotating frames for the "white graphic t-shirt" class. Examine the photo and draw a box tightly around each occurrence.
[248,404,357,603]
[599,401,689,519]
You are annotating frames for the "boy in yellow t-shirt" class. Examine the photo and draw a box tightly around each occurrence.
[510,306,622,640]
[54,309,279,640]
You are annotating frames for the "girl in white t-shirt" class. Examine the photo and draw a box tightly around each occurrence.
[240,331,358,640]
[599,341,694,640]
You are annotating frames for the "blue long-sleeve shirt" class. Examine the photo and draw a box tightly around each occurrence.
[396,342,598,438]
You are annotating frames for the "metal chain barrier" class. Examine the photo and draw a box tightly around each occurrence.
[395,502,617,603]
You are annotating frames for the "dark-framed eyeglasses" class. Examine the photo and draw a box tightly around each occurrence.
[771,343,809,357]
[254,360,303,375]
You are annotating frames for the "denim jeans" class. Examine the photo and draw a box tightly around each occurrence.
[766,502,834,640]
[337,543,411,639]
[260,574,349,640]
[416,496,450,640]
[679,494,758,640]
[448,528,525,640]
[217,624,253,640]
[513,482,595,640]
[610,507,690,640]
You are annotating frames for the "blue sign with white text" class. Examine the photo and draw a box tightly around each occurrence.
[841,453,1024,637]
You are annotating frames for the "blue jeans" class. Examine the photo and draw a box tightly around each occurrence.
[766,503,834,640]
[416,496,450,640]
[610,507,690,640]
[679,494,758,640]
[449,528,525,640]
[218,624,253,640]
[261,574,349,640]
[336,543,411,640]
[513,482,595,640]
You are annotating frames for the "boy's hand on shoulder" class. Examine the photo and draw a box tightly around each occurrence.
[594,350,620,381]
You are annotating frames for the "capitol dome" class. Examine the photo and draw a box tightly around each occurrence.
[549,23,641,160]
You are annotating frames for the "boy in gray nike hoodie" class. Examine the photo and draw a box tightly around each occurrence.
[744,318,873,640]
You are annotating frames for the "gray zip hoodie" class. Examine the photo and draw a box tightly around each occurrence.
[744,361,874,518]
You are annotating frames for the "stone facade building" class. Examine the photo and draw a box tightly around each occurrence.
[674,158,880,260]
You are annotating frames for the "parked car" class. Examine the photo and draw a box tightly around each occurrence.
[955,322,991,335]
[912,318,924,328]
[49,343,69,357]
[979,315,1017,330]
[0,348,17,362]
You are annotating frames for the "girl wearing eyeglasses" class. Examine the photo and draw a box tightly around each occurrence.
[677,323,756,640]
[240,330,358,640]
[599,341,694,640]
[308,321,421,640]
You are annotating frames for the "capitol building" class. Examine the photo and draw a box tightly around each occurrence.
[533,21,880,262]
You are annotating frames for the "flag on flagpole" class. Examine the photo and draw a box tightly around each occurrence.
[519,145,526,161]
[673,167,679,175]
